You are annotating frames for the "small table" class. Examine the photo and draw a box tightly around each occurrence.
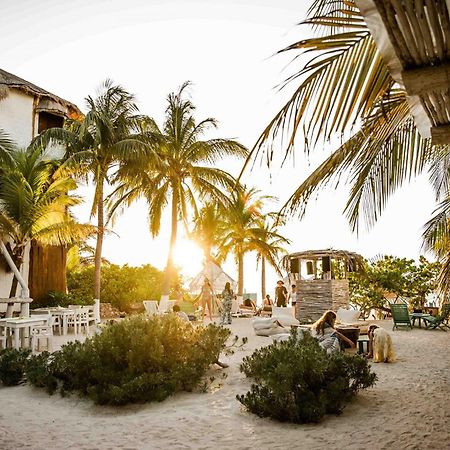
[410,312,432,328]
[336,326,360,348]
[32,308,76,335]
[5,316,50,349]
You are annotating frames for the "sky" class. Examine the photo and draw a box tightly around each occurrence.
[1,0,437,300]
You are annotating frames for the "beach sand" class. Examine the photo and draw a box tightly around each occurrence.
[0,318,449,450]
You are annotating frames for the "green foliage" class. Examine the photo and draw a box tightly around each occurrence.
[350,256,441,315]
[0,348,31,386]
[67,264,182,312]
[37,290,94,308]
[26,314,230,405]
[237,332,376,423]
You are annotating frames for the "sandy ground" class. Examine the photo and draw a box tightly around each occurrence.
[0,318,449,450]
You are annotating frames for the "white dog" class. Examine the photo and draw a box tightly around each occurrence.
[368,325,395,363]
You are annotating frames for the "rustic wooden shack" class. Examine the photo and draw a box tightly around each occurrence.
[284,249,364,323]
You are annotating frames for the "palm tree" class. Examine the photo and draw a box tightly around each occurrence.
[32,80,152,300]
[190,202,227,264]
[0,146,94,296]
[255,215,291,299]
[244,0,436,232]
[218,186,275,297]
[110,82,248,296]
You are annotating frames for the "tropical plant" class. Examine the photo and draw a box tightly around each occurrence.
[0,146,93,296]
[218,186,275,297]
[237,331,376,423]
[110,82,248,296]
[255,214,290,299]
[25,314,231,405]
[0,129,15,165]
[67,263,180,312]
[349,255,440,315]
[190,202,227,264]
[243,0,450,294]
[31,80,153,300]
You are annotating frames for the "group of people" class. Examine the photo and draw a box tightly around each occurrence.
[195,278,298,325]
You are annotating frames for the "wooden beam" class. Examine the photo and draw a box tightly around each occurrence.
[431,124,450,145]
[402,64,450,96]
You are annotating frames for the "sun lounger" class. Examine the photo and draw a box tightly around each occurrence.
[422,303,450,331]
[390,303,412,330]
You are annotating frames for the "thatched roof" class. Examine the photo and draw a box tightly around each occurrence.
[355,0,450,144]
[0,68,80,117]
[287,249,364,261]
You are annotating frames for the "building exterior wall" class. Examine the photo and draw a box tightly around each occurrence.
[0,90,35,147]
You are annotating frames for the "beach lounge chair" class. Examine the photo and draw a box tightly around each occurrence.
[390,303,412,330]
[231,300,254,317]
[271,306,300,327]
[158,299,176,314]
[143,300,159,315]
[422,303,450,331]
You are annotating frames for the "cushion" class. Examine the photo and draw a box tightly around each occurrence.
[255,326,287,336]
[336,307,360,324]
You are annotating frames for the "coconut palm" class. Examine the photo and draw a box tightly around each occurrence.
[218,186,276,297]
[0,146,94,296]
[190,202,227,264]
[255,215,291,300]
[110,82,248,296]
[0,129,15,166]
[31,80,153,300]
[244,0,437,232]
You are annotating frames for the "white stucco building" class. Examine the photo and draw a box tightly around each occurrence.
[0,68,80,300]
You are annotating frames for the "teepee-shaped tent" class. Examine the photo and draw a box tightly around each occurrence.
[189,261,236,295]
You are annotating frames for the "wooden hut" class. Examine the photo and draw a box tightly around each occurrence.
[284,249,364,323]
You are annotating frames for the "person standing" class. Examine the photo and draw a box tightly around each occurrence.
[275,280,288,307]
[220,282,233,325]
[199,278,214,321]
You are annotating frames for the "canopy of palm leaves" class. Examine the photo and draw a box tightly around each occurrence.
[244,0,439,232]
[0,146,94,296]
[110,82,248,295]
[32,80,152,299]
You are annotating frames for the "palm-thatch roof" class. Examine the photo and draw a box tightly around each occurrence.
[355,0,450,144]
[0,68,80,118]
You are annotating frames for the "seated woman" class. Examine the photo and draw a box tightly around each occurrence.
[240,298,257,314]
[311,310,355,354]
[257,294,273,316]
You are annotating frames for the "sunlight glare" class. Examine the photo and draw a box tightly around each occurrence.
[173,239,204,279]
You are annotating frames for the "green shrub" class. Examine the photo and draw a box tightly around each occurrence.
[0,348,31,386]
[67,264,183,312]
[26,314,231,405]
[25,351,59,393]
[237,332,377,423]
[36,290,94,308]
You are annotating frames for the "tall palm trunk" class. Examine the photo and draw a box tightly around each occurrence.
[261,256,266,300]
[93,177,104,300]
[162,190,178,296]
[8,249,24,298]
[237,250,244,297]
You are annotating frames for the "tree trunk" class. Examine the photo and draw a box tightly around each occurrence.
[237,251,244,297]
[8,249,24,298]
[261,256,266,300]
[162,191,178,296]
[93,178,104,300]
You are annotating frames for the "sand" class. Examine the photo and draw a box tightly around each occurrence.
[0,318,449,450]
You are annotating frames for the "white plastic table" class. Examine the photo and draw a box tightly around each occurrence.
[5,316,50,349]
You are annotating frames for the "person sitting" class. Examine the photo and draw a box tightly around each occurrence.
[172,304,190,322]
[240,298,257,314]
[257,294,273,316]
[311,310,355,354]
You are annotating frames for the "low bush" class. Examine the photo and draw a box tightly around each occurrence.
[0,348,31,386]
[26,314,231,405]
[237,332,377,423]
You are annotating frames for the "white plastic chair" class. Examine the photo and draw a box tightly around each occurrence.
[143,300,159,315]
[158,299,176,314]
[67,307,89,334]
[30,315,53,352]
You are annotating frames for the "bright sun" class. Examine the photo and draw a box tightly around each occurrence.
[173,238,204,278]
